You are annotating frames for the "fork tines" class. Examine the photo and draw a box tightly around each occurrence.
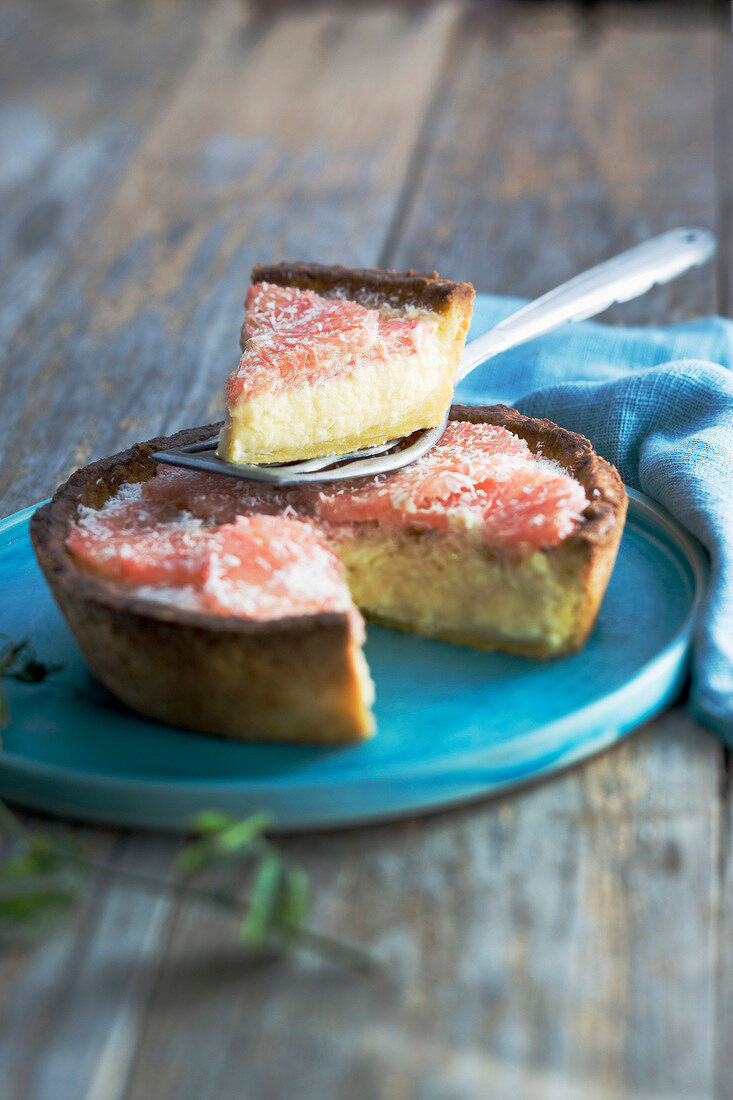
[150,420,446,486]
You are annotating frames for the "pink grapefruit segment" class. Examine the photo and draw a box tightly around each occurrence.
[227,282,438,403]
[314,421,588,549]
[68,508,351,621]
[201,516,350,619]
[111,421,587,552]
[65,490,205,586]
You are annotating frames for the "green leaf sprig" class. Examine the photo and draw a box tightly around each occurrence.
[174,811,370,966]
[0,803,376,969]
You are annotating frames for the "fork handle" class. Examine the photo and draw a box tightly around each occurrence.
[456,226,716,381]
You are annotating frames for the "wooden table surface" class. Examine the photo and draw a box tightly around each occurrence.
[1,1,730,1097]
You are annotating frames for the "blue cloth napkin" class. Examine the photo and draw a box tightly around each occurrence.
[456,294,733,744]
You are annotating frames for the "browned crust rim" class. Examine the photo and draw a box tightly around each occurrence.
[29,405,626,636]
[249,261,476,315]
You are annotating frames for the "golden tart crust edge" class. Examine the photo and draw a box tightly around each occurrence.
[245,261,476,338]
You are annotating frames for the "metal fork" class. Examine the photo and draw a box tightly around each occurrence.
[152,227,715,485]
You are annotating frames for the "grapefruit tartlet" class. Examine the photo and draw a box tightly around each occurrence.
[217,263,475,465]
[31,407,627,744]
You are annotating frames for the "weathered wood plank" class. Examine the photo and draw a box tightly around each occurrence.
[389,4,718,325]
[0,0,461,519]
[0,833,180,1100]
[120,7,725,1099]
[119,718,720,1100]
[0,0,208,356]
[718,6,733,322]
[0,821,118,1095]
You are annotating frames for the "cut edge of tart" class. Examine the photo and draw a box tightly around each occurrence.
[217,262,475,465]
[30,406,627,745]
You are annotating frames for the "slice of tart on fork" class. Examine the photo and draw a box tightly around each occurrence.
[217,263,475,466]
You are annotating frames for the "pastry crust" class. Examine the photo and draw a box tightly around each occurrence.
[244,261,475,347]
[30,406,626,743]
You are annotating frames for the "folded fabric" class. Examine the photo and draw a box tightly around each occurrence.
[456,295,733,744]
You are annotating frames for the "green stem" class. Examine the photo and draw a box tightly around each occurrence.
[293,927,382,972]
[0,783,379,971]
[61,851,379,969]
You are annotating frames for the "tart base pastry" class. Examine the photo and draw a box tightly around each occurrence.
[31,407,627,744]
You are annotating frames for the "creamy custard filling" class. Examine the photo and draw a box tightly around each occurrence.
[327,526,588,654]
[219,341,450,463]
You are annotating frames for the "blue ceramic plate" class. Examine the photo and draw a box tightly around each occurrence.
[0,491,706,831]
